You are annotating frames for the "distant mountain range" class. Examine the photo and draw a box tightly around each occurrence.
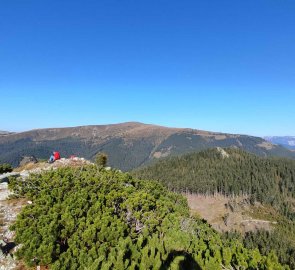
[1,122,295,170]
[0,131,15,136]
[264,136,295,151]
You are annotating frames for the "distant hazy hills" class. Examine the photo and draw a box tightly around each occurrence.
[1,122,295,170]
[264,136,295,151]
[0,130,15,136]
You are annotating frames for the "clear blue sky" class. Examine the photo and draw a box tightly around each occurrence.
[0,0,294,136]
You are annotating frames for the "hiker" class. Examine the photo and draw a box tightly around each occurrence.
[48,151,61,163]
[48,152,55,163]
[54,151,61,161]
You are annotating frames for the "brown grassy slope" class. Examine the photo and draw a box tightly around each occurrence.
[186,193,278,234]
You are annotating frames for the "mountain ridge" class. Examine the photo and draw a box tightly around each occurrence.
[264,136,295,150]
[1,122,295,170]
[0,131,15,136]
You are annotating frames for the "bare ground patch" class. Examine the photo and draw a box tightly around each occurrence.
[185,193,277,234]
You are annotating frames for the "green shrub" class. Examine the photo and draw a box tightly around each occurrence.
[9,166,287,269]
[0,163,13,174]
[95,152,108,167]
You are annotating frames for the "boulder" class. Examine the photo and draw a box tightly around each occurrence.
[0,172,20,183]
[19,156,38,167]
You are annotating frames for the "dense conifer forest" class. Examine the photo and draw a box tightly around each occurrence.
[133,148,295,219]
[8,165,287,269]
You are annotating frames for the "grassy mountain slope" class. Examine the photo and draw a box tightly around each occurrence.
[1,122,295,170]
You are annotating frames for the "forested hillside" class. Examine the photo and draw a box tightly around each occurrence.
[8,166,286,269]
[133,148,295,268]
[133,148,295,219]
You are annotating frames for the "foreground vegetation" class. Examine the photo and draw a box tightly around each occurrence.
[224,223,295,269]
[0,163,13,174]
[9,165,286,269]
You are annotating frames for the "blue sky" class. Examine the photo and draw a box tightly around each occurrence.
[0,0,294,136]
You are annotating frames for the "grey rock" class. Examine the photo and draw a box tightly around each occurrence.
[0,173,20,183]
[19,156,38,167]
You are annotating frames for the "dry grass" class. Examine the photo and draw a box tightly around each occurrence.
[13,162,47,172]
[257,141,275,150]
[185,193,276,234]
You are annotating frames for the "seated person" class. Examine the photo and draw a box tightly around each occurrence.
[48,152,55,163]
[48,151,60,163]
[54,151,61,160]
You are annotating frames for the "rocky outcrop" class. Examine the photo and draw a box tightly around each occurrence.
[19,155,38,167]
[216,147,229,158]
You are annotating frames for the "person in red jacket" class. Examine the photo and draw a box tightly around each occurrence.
[53,151,61,161]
